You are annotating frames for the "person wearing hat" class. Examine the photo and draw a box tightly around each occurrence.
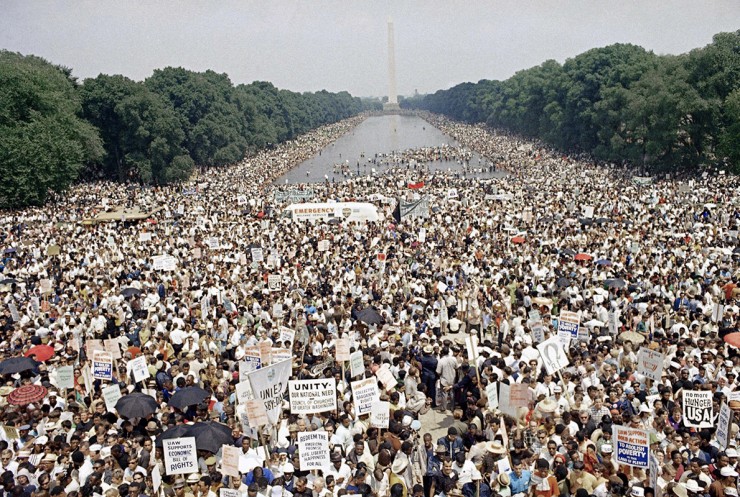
[420,345,438,409]
[709,465,738,497]
[493,472,512,497]
[324,451,351,487]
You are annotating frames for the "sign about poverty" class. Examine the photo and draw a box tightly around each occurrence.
[558,310,581,339]
[92,351,113,380]
[351,377,380,416]
[247,359,291,426]
[537,336,569,375]
[636,348,665,382]
[297,432,330,471]
[288,379,337,414]
[613,426,649,468]
[683,390,713,428]
[163,437,198,475]
[717,402,732,450]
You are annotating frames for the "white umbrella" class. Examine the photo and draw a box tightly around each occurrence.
[585,319,605,328]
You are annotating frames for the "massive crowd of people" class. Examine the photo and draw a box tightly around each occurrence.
[0,111,738,497]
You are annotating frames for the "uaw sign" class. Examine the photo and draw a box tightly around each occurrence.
[614,426,649,468]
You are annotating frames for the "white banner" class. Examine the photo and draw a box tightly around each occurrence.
[247,359,291,426]
[288,379,337,414]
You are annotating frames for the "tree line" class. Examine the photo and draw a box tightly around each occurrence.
[0,51,381,208]
[402,31,739,173]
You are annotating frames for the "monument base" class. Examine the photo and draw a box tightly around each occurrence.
[383,102,401,113]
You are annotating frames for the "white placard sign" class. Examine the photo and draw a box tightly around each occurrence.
[251,247,264,262]
[349,350,364,378]
[537,336,570,375]
[636,348,665,382]
[485,382,499,410]
[102,384,122,411]
[683,390,713,428]
[370,401,390,428]
[297,432,330,471]
[335,338,350,362]
[56,366,74,389]
[221,445,241,478]
[268,275,281,291]
[163,437,198,475]
[717,402,732,450]
[351,377,380,416]
[288,379,337,414]
[130,355,150,383]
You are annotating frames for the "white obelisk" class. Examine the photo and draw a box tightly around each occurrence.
[384,18,400,111]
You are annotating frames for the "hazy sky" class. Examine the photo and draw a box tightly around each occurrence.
[1,1,738,98]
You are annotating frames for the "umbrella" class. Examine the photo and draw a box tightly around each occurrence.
[3,248,16,254]
[594,217,611,225]
[356,307,383,326]
[556,277,570,288]
[575,253,593,261]
[560,248,576,257]
[25,345,55,362]
[595,259,612,266]
[186,421,234,453]
[0,357,38,375]
[127,346,142,358]
[619,331,646,345]
[511,236,525,244]
[724,332,740,348]
[532,297,553,306]
[8,385,47,405]
[121,287,142,297]
[605,278,627,289]
[115,392,159,419]
[0,278,16,285]
[578,218,594,226]
[155,424,192,447]
[585,319,605,328]
[168,386,210,410]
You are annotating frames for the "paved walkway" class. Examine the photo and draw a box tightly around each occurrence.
[418,406,454,441]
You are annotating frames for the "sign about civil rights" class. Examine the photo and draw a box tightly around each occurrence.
[163,437,198,475]
[614,426,649,468]
[683,390,713,428]
[288,379,337,414]
[297,432,330,470]
[351,377,380,416]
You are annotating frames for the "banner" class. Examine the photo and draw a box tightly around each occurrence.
[558,310,581,340]
[392,195,430,222]
[275,188,316,202]
[636,348,665,382]
[407,181,425,190]
[351,377,380,416]
[349,350,364,378]
[247,359,291,426]
[717,402,732,450]
[370,401,390,428]
[683,390,713,428]
[163,437,198,475]
[288,379,337,414]
[613,426,649,468]
[537,336,569,375]
[297,432,330,471]
[92,351,113,380]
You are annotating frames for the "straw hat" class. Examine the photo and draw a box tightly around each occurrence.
[486,441,506,454]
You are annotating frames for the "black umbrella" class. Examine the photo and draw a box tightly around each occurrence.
[605,278,627,289]
[0,279,16,285]
[357,307,383,325]
[578,218,594,226]
[120,287,142,298]
[556,277,571,288]
[186,421,234,453]
[168,386,210,410]
[155,424,191,447]
[734,246,740,254]
[114,392,158,419]
[3,248,16,254]
[560,248,576,257]
[594,217,611,225]
[0,357,37,375]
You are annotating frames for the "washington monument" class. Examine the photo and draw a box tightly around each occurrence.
[384,18,401,112]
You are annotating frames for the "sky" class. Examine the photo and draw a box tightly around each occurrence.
[1,1,738,98]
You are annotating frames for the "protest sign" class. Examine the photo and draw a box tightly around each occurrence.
[8,303,20,322]
[207,237,219,250]
[608,310,620,335]
[370,401,390,428]
[268,275,281,291]
[102,384,122,411]
[636,348,665,382]
[613,426,649,468]
[92,351,113,380]
[558,310,581,340]
[104,339,122,359]
[349,350,364,378]
[351,377,380,416]
[499,382,517,417]
[245,399,269,427]
[279,327,295,346]
[530,320,545,343]
[240,353,261,380]
[56,365,74,389]
[485,382,498,409]
[717,402,732,450]
[318,239,330,252]
[258,340,272,366]
[247,359,291,425]
[335,338,350,362]
[375,367,397,392]
[510,383,530,407]
[221,445,241,478]
[537,336,569,375]
[271,348,291,363]
[288,379,337,414]
[139,232,152,242]
[163,437,198,475]
[236,380,254,404]
[130,355,150,383]
[251,247,264,262]
[220,490,239,497]
[683,390,713,428]
[152,465,161,492]
[3,426,19,440]
[297,432,330,471]
[465,335,478,361]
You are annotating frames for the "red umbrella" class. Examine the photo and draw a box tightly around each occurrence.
[146,218,158,224]
[724,333,740,349]
[511,236,525,244]
[8,385,47,406]
[128,346,142,358]
[574,253,593,261]
[25,345,55,362]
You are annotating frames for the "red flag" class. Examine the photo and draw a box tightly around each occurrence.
[407,181,425,189]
